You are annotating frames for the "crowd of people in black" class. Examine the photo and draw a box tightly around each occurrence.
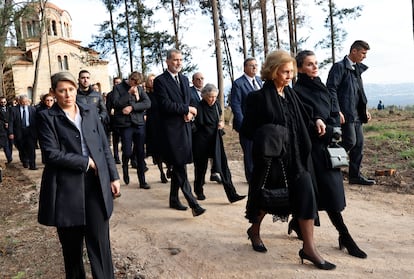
[0,41,374,276]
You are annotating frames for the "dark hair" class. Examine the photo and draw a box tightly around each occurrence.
[350,40,370,52]
[78,69,90,78]
[295,50,315,68]
[243,57,256,67]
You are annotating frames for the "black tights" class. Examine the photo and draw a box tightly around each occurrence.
[327,211,349,236]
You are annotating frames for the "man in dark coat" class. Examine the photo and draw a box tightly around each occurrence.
[8,94,37,169]
[230,57,263,183]
[326,40,375,186]
[153,48,206,217]
[77,69,109,125]
[0,96,12,163]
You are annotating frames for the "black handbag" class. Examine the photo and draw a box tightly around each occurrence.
[326,143,349,169]
[260,158,289,209]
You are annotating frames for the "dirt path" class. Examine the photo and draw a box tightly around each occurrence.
[5,144,414,278]
[105,160,414,279]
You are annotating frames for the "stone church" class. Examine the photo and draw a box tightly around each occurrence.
[3,2,110,103]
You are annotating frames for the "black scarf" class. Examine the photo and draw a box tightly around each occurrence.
[295,73,330,96]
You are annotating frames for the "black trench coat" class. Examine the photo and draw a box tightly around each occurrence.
[37,103,119,227]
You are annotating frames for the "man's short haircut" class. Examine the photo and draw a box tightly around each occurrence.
[78,69,90,78]
[243,57,256,67]
[350,40,370,52]
[167,49,181,60]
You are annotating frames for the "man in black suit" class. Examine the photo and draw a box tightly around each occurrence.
[0,96,12,163]
[230,57,263,183]
[8,94,37,170]
[153,49,206,217]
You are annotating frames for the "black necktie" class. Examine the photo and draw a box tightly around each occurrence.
[175,75,180,85]
[22,108,27,128]
[252,79,259,90]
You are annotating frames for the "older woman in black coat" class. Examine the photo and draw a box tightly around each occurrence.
[37,72,120,279]
[192,83,245,203]
[294,50,367,259]
[241,50,335,270]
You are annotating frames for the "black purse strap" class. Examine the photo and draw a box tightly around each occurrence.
[261,158,288,189]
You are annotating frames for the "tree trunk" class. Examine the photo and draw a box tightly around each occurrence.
[124,0,133,72]
[247,0,255,57]
[32,0,48,104]
[286,0,295,56]
[171,0,179,49]
[329,0,335,63]
[211,0,224,111]
[238,0,247,59]
[272,0,281,49]
[0,0,14,97]
[135,0,146,75]
[260,0,268,59]
[109,2,122,77]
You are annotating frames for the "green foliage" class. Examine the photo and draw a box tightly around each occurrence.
[11,272,25,279]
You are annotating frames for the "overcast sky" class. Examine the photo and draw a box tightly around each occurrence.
[51,0,414,85]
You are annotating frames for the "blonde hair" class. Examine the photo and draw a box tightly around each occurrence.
[260,50,297,81]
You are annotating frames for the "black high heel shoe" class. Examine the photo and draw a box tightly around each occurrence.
[339,234,367,258]
[298,249,336,270]
[247,228,267,253]
[288,218,303,240]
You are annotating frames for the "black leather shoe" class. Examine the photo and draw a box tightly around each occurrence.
[140,183,151,189]
[196,193,206,200]
[161,173,168,183]
[29,167,38,170]
[229,194,246,203]
[247,228,267,253]
[349,176,375,186]
[210,173,222,183]
[115,159,121,164]
[299,249,336,270]
[192,205,206,217]
[170,203,188,211]
[166,168,172,179]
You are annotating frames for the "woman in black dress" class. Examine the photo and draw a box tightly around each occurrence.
[241,50,335,270]
[293,50,367,258]
[192,83,245,203]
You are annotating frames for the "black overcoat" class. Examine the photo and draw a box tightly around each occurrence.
[37,103,119,227]
[294,74,346,211]
[153,71,194,166]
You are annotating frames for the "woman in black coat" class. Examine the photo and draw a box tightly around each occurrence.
[37,72,120,278]
[241,50,335,270]
[294,50,367,258]
[192,83,245,203]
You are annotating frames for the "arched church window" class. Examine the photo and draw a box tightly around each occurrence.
[58,56,63,70]
[63,56,69,70]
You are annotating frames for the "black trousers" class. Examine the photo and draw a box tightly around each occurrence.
[15,127,36,168]
[57,172,114,279]
[170,164,198,208]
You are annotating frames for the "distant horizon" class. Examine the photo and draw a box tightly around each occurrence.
[365,82,414,108]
